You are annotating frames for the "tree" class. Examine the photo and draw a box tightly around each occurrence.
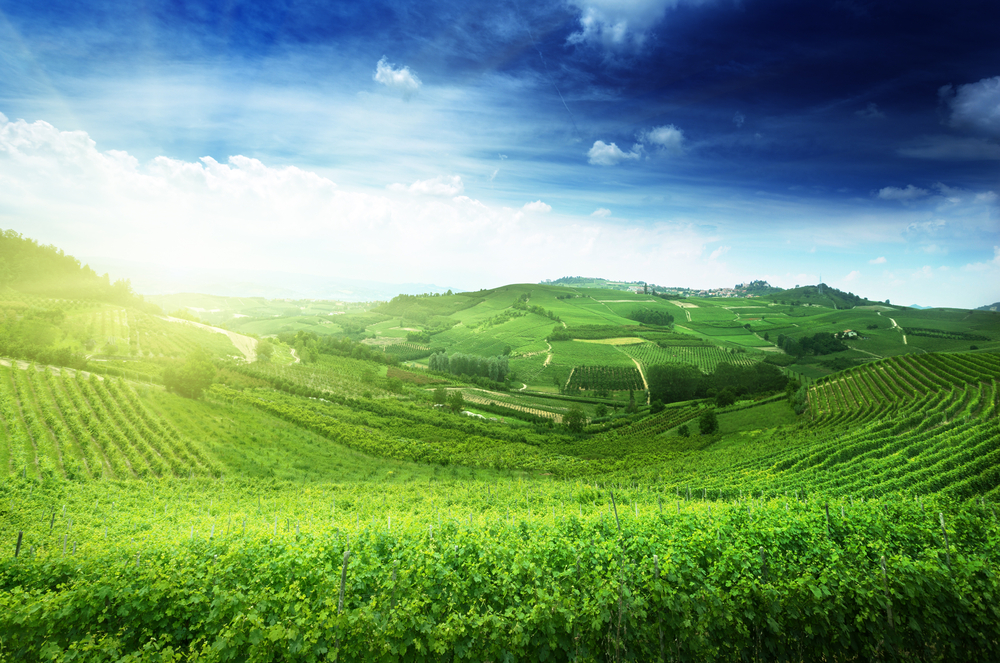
[163,350,216,399]
[564,405,586,433]
[447,390,464,413]
[698,408,719,435]
[677,424,690,437]
[433,386,447,405]
[256,339,274,363]
[715,387,736,408]
[650,399,665,414]
[594,403,609,418]
[626,390,638,414]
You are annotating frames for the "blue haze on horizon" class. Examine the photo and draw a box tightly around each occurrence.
[0,0,998,307]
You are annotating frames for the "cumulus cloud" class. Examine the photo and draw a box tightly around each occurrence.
[941,76,1000,138]
[732,111,745,128]
[877,184,928,201]
[373,57,422,98]
[869,256,887,265]
[390,175,464,196]
[592,207,612,217]
[642,125,685,154]
[587,140,641,165]
[522,200,552,213]
[844,270,861,282]
[566,0,705,50]
[0,115,740,290]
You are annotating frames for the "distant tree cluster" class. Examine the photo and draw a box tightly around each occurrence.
[0,229,146,307]
[627,308,674,327]
[647,362,788,405]
[775,332,848,357]
[511,294,561,323]
[429,352,510,382]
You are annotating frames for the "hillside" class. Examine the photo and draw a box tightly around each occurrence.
[1,235,998,661]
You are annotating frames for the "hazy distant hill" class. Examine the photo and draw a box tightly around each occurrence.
[80,256,457,302]
[977,302,1000,312]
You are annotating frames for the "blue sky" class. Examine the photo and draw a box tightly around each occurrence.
[0,0,998,306]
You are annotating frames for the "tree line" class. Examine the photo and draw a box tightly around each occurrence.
[647,361,788,405]
[428,352,510,383]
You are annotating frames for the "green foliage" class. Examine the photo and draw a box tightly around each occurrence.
[433,386,447,405]
[715,387,736,407]
[255,339,274,362]
[447,390,464,413]
[627,307,674,326]
[162,351,217,399]
[698,408,719,434]
[677,423,690,437]
[564,405,586,432]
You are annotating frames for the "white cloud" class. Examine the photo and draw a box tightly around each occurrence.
[942,76,1000,138]
[708,245,730,260]
[591,207,612,217]
[642,124,685,155]
[898,135,1000,161]
[587,140,641,165]
[0,115,736,290]
[566,0,706,50]
[869,256,887,265]
[844,270,861,282]
[877,184,928,201]
[962,246,1000,272]
[732,111,745,128]
[974,191,998,204]
[373,57,422,98]
[390,175,464,196]
[855,102,885,119]
[522,200,552,213]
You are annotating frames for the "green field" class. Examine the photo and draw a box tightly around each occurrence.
[3,235,1000,661]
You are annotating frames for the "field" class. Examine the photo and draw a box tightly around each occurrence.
[3,256,1000,661]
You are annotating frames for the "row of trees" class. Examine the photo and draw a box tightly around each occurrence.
[647,362,788,405]
[775,332,848,357]
[428,352,510,382]
[627,308,674,327]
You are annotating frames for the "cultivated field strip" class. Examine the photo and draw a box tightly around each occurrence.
[0,364,217,480]
[620,342,760,374]
[3,478,997,661]
[808,351,1000,419]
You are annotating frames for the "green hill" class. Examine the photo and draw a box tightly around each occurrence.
[2,233,998,661]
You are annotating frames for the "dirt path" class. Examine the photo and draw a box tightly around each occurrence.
[627,355,650,404]
[543,341,554,366]
[290,347,300,364]
[878,312,907,344]
[161,316,258,361]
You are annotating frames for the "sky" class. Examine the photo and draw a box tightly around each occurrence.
[0,0,998,307]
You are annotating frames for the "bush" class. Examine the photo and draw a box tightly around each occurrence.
[698,409,719,435]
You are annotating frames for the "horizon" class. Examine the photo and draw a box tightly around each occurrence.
[1,0,998,308]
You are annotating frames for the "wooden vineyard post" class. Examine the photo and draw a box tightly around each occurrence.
[610,491,621,534]
[824,503,831,538]
[335,549,351,656]
[759,547,768,583]
[653,554,665,663]
[14,531,22,558]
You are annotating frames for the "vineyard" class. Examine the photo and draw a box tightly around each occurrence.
[130,312,241,359]
[0,364,219,481]
[567,365,645,392]
[808,352,1000,419]
[620,342,761,374]
[2,477,997,661]
[3,249,1000,661]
